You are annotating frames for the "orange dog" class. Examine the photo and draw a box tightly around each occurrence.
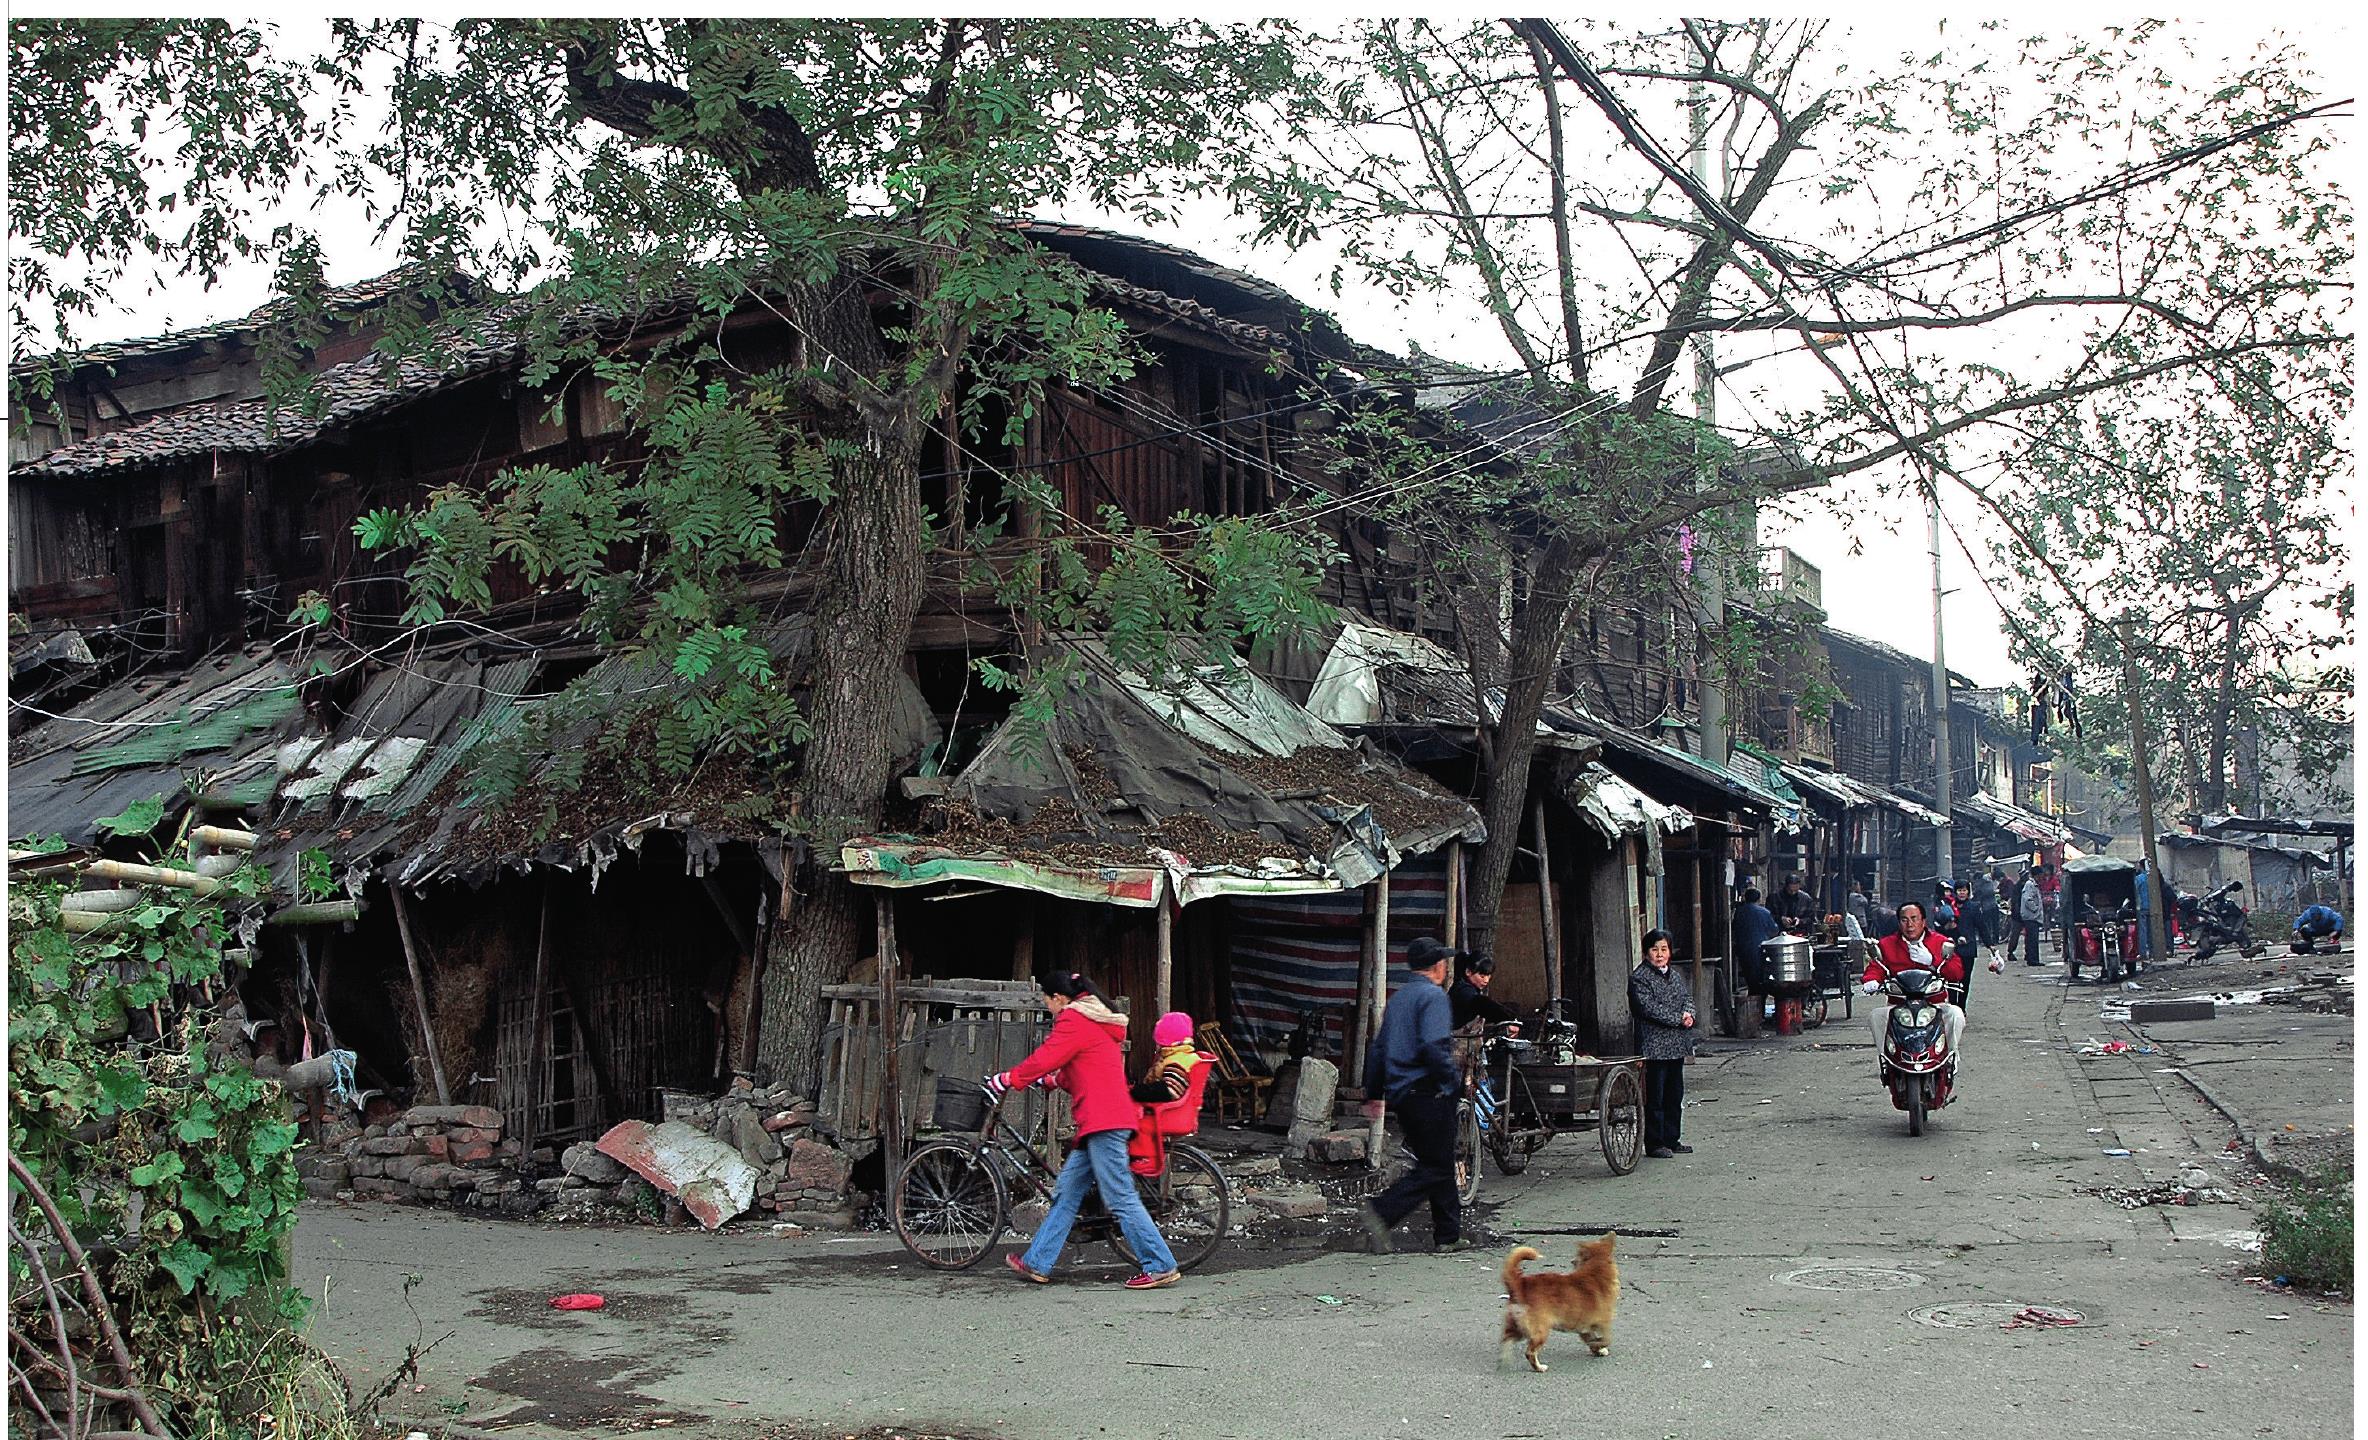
[1498,1234,1619,1373]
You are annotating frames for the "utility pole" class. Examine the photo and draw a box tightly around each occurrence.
[1926,482,1954,889]
[2115,616,2171,964]
[1689,71,1727,769]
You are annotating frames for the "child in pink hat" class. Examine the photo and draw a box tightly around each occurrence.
[1130,1011,1203,1103]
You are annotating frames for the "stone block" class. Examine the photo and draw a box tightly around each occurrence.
[447,1126,494,1145]
[363,1124,387,1139]
[783,1138,852,1193]
[421,1134,449,1159]
[456,1105,503,1131]
[761,1108,815,1133]
[562,1142,631,1185]
[1231,1155,1283,1178]
[727,1106,780,1170]
[349,1157,385,1180]
[451,1141,497,1165]
[1284,1058,1339,1156]
[1244,1185,1329,1219]
[534,1176,574,1194]
[360,1136,414,1156]
[351,1177,403,1197]
[1308,1130,1370,1164]
[402,1104,469,1127]
[382,1155,424,1184]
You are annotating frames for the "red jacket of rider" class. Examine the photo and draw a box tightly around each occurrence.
[1865,930,1965,988]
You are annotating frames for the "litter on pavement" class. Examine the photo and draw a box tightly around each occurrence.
[549,1293,605,1311]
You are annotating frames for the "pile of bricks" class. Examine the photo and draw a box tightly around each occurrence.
[661,1080,864,1223]
[310,1104,554,1216]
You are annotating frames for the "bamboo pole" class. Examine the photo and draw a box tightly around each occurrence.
[60,889,144,914]
[1533,799,1561,1009]
[1443,840,1463,949]
[388,888,454,1106]
[523,879,554,1162]
[876,893,903,1170]
[190,825,256,852]
[1153,875,1174,1018]
[263,899,363,927]
[85,859,221,897]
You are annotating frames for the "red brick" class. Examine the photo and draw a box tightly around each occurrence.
[422,1134,449,1159]
[450,1141,496,1165]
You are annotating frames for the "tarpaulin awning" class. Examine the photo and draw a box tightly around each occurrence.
[1304,616,1600,751]
[851,636,1485,906]
[1561,762,1694,843]
[1564,713,1804,831]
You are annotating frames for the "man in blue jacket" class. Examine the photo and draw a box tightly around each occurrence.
[1359,937,1467,1254]
[2292,904,2345,954]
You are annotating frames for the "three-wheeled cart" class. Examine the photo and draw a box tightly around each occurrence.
[2059,854,2144,982]
[1463,1038,1646,1184]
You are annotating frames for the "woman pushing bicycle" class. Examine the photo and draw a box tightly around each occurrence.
[985,971,1183,1290]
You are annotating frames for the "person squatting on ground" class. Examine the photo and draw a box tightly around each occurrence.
[1862,900,1972,1084]
[1359,936,1469,1254]
[2291,904,2346,955]
[990,971,1182,1289]
[1628,928,1696,1158]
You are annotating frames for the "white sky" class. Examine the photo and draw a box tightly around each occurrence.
[27,14,2350,694]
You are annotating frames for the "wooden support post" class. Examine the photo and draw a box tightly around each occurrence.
[1349,882,1381,1090]
[1154,876,1174,1018]
[1362,866,1393,1168]
[1011,897,1038,982]
[1533,799,1561,1010]
[1443,840,1463,949]
[388,888,453,1106]
[522,879,554,1163]
[876,893,904,1172]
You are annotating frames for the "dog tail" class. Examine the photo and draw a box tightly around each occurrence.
[1503,1245,1542,1291]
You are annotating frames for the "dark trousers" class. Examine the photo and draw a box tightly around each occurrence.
[1643,1059,1685,1150]
[1371,1092,1460,1243]
[2022,921,2041,965]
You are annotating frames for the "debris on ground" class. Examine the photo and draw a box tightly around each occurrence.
[2000,1306,2090,1330]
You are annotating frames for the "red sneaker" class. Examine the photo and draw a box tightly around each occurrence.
[1005,1254,1049,1284]
[1123,1270,1181,1290]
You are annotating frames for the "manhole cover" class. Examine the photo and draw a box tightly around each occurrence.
[1910,1302,2077,1329]
[1778,1265,1925,1292]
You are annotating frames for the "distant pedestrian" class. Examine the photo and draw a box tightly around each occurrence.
[1845,880,1871,939]
[1360,937,1469,1254]
[1629,929,1697,1158]
[2017,870,2044,966]
[1732,887,1780,992]
[1975,868,2004,946]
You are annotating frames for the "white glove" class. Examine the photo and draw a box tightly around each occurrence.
[1860,980,1882,994]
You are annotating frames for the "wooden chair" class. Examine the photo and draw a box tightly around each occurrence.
[1199,1023,1273,1126]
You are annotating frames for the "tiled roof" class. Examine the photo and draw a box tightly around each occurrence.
[15,294,686,481]
[20,264,480,372]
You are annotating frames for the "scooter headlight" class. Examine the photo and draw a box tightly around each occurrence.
[1905,1004,1938,1027]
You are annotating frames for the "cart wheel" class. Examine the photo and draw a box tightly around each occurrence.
[1802,994,1829,1029]
[1454,1099,1482,1206]
[892,1139,1009,1270]
[1487,1123,1529,1176]
[1111,1143,1231,1272]
[1597,1067,1644,1175]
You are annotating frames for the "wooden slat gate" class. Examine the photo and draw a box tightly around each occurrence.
[818,981,1121,1153]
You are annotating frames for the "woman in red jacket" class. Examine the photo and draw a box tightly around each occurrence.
[1860,900,1970,1078]
[989,971,1181,1289]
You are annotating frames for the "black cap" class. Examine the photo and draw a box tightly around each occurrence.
[1406,936,1466,970]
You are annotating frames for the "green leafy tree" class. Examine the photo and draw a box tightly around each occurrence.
[1247,19,2347,955]
[11,20,1330,1089]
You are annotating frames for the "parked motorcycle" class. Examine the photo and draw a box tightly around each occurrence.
[2180,880,2262,962]
[1872,968,1955,1136]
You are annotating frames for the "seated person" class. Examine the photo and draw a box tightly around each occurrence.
[1860,899,1971,1077]
[1448,954,1519,1030]
[2291,905,2346,956]
[1130,1011,1205,1104]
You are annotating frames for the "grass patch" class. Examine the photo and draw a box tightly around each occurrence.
[2257,1167,2354,1294]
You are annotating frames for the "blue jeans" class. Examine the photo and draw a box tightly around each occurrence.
[1020,1129,1178,1277]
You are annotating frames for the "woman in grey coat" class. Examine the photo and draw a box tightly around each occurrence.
[1629,928,1697,1158]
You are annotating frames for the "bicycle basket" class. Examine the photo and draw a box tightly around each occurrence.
[934,1075,989,1131]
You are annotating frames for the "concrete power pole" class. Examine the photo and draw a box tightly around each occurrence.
[1927,484,1954,889]
[2115,616,2171,963]
[1689,74,1727,768]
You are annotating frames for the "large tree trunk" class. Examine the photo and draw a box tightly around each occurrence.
[2203,602,2244,813]
[1463,537,1584,959]
[755,417,933,1095]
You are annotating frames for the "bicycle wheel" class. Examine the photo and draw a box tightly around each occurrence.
[892,1139,1008,1270]
[1487,1123,1529,1175]
[1454,1098,1482,1206]
[1595,1066,1644,1176]
[1112,1144,1232,1272]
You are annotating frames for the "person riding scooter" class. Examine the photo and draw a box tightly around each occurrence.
[1860,899,1975,1081]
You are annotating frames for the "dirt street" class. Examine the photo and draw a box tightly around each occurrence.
[294,940,2352,1440]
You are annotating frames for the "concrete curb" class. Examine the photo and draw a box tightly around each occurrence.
[2168,1063,2309,1184]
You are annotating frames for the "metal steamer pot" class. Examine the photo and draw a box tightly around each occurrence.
[1761,934,1816,990]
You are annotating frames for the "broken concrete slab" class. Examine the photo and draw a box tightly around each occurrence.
[1285,1059,1339,1156]
[594,1119,764,1229]
[1244,1184,1329,1219]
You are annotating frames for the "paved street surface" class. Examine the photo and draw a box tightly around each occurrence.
[296,940,2352,1440]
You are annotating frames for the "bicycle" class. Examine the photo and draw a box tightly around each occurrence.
[891,1076,1232,1273]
